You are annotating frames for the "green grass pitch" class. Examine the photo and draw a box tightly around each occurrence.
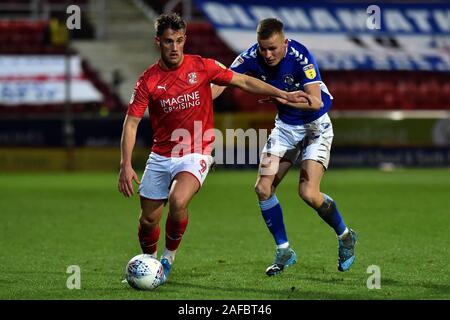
[0,168,449,300]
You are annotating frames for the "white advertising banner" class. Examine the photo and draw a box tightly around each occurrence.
[0,55,103,105]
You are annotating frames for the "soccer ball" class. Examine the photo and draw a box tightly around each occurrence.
[125,254,164,290]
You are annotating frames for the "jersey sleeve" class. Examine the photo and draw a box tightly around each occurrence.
[297,47,322,86]
[127,75,150,118]
[204,58,233,86]
[230,54,251,74]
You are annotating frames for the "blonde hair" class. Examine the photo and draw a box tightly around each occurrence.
[256,18,284,40]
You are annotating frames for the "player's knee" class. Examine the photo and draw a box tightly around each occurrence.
[255,183,272,201]
[168,195,188,213]
[299,187,321,208]
[260,162,279,176]
[139,214,159,229]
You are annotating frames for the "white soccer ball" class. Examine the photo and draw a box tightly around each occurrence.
[125,254,164,290]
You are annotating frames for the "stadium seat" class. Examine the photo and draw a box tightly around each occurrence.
[184,22,237,66]
[0,18,124,114]
[372,82,398,109]
[321,71,450,111]
[416,81,442,110]
[329,81,357,109]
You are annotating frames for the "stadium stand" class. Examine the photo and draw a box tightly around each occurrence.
[159,1,450,113]
[182,20,450,112]
[251,66,448,112]
[4,1,447,114]
[0,1,123,114]
[143,0,204,19]
[0,19,69,54]
[0,0,448,171]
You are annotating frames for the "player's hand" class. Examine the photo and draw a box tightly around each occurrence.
[118,165,141,198]
[258,96,310,105]
[285,90,312,105]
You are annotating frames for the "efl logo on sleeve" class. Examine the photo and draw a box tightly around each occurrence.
[129,90,136,104]
[230,56,244,69]
[303,64,317,80]
[215,60,227,69]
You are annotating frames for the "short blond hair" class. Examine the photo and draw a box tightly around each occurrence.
[256,18,284,40]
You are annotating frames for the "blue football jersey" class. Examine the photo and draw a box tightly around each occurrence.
[230,39,332,125]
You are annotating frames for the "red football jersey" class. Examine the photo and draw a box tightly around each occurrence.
[127,55,233,157]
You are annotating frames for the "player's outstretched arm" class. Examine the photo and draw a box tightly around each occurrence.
[229,72,311,105]
[118,115,141,198]
[211,84,227,100]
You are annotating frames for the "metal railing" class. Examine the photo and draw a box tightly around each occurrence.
[0,0,49,20]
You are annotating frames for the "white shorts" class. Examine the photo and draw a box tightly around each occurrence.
[261,113,334,169]
[138,152,214,200]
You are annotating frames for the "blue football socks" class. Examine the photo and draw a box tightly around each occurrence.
[259,195,289,246]
[317,194,347,236]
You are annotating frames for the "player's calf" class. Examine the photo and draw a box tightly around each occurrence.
[316,194,347,237]
[138,224,160,255]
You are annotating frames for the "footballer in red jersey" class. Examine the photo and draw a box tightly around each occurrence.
[118,13,313,285]
[127,54,233,157]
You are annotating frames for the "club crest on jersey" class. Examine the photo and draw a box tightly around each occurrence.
[303,64,316,80]
[283,74,294,86]
[188,72,197,85]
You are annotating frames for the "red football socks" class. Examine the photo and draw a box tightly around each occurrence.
[165,215,189,251]
[138,224,160,255]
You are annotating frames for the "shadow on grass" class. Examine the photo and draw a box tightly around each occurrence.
[162,280,373,300]
[380,278,450,295]
[296,275,450,298]
[2,270,448,300]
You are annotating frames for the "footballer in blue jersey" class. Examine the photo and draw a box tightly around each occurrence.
[230,39,332,126]
[212,18,357,275]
